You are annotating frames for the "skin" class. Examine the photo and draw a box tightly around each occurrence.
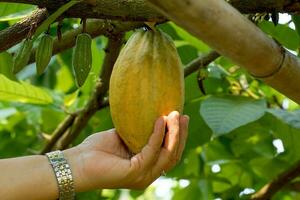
[0,111,189,200]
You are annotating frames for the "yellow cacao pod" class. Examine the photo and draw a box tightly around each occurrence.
[109,29,184,153]
[13,39,33,74]
[72,33,92,87]
[36,34,54,75]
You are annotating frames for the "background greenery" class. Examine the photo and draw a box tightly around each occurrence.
[1,3,300,200]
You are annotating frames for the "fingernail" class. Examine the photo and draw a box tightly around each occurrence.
[184,115,190,123]
[169,111,179,118]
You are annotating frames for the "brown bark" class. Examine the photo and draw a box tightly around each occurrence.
[184,51,220,77]
[2,0,300,15]
[146,0,300,104]
[0,8,48,52]
[0,0,165,22]
[229,0,300,14]
[1,0,300,53]
[251,160,300,200]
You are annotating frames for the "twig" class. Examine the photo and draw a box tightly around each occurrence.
[184,51,220,77]
[251,160,300,200]
[286,181,300,192]
[40,114,76,154]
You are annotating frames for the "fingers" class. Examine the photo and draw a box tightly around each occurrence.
[176,115,189,163]
[124,112,190,190]
[164,115,189,172]
[151,111,181,176]
[130,116,167,170]
[164,111,180,151]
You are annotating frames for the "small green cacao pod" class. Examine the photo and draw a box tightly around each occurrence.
[36,34,54,75]
[72,33,92,87]
[13,39,34,74]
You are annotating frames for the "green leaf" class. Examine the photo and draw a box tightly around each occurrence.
[129,190,144,198]
[158,22,181,40]
[74,107,113,145]
[249,157,289,180]
[184,149,201,177]
[259,21,300,50]
[0,3,34,19]
[211,163,242,193]
[0,51,16,80]
[170,22,210,52]
[172,180,202,200]
[0,9,34,22]
[202,65,230,95]
[55,53,75,93]
[33,0,81,40]
[0,74,53,104]
[204,139,235,164]
[264,112,300,162]
[268,109,300,129]
[177,45,198,65]
[292,15,300,37]
[41,108,64,133]
[184,99,212,149]
[76,190,103,200]
[230,120,276,159]
[200,95,266,135]
[198,179,214,200]
[184,72,203,103]
[173,179,213,200]
[0,107,17,120]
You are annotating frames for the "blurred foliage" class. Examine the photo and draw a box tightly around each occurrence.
[1,4,300,200]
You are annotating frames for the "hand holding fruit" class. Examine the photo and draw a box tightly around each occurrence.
[64,111,189,191]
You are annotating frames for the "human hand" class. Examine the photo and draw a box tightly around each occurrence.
[64,111,189,191]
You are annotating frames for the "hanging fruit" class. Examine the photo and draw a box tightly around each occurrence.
[109,28,185,153]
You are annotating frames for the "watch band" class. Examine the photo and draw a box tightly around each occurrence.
[46,150,75,200]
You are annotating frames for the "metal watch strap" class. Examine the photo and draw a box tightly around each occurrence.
[46,150,75,200]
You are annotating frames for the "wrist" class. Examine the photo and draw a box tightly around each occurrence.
[62,147,90,193]
[46,150,75,199]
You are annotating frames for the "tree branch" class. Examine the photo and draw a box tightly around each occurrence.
[184,51,220,77]
[1,0,300,20]
[0,8,48,52]
[0,0,165,22]
[286,181,300,192]
[228,0,300,14]
[28,19,144,64]
[1,0,299,53]
[251,160,300,200]
[40,114,76,154]
[53,33,124,150]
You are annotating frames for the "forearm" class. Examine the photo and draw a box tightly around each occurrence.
[0,148,84,200]
[0,155,58,200]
